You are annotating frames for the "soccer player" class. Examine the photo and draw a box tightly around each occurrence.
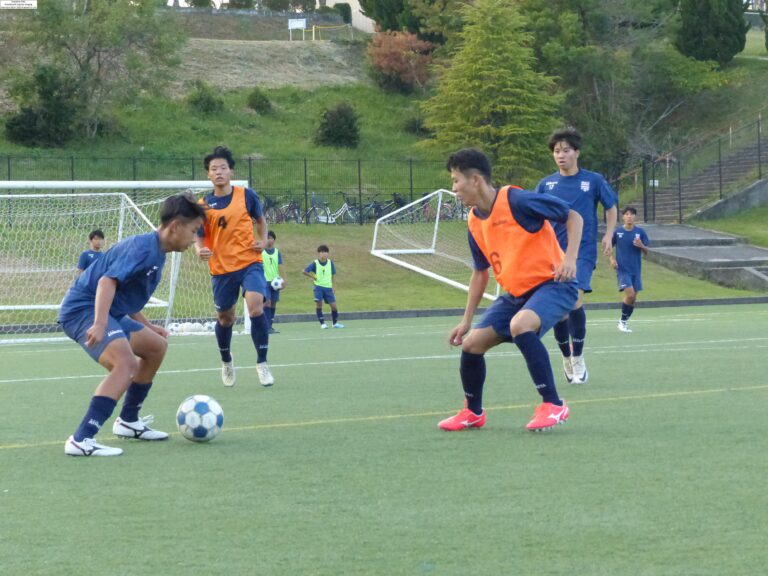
[76,229,105,275]
[535,127,618,384]
[610,206,649,333]
[303,244,344,329]
[439,148,583,432]
[59,194,205,457]
[263,230,286,334]
[195,145,274,388]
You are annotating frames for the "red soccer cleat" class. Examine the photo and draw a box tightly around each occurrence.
[438,408,486,431]
[526,401,570,431]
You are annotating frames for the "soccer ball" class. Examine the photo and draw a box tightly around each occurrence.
[270,276,284,291]
[176,395,224,442]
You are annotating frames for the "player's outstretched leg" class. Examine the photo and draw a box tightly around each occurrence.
[569,307,588,384]
[215,321,236,387]
[513,331,570,431]
[439,351,487,431]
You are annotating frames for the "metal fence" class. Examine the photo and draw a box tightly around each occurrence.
[0,157,448,225]
[611,115,766,223]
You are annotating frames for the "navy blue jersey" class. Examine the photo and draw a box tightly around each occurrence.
[535,169,617,264]
[612,225,649,274]
[468,188,570,270]
[59,232,166,320]
[77,250,104,271]
[197,187,263,238]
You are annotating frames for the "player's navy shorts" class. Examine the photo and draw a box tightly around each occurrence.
[313,285,336,304]
[211,262,267,311]
[617,271,643,292]
[59,311,144,362]
[575,257,596,293]
[266,284,281,303]
[475,280,578,341]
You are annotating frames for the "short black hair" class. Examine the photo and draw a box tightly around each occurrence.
[317,244,329,253]
[548,127,582,151]
[622,206,637,216]
[159,192,206,226]
[268,230,276,240]
[204,146,235,170]
[446,148,492,182]
[89,229,105,241]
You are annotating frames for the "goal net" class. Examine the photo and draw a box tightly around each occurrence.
[370,189,500,300]
[0,180,246,343]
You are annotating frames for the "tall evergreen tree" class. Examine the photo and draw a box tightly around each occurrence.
[674,0,749,66]
[421,0,561,183]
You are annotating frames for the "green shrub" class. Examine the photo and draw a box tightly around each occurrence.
[334,3,352,23]
[246,87,272,114]
[314,102,360,148]
[187,80,224,115]
[227,0,255,7]
[403,115,432,137]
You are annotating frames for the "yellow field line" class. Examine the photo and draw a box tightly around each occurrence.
[2,383,767,451]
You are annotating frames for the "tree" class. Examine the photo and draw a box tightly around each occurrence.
[674,0,750,66]
[8,0,184,141]
[367,31,434,93]
[421,0,562,183]
[358,0,420,32]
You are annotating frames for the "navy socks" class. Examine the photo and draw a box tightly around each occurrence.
[514,331,561,406]
[249,314,269,363]
[73,396,117,441]
[215,321,233,362]
[553,319,571,357]
[459,351,486,415]
[569,306,587,357]
[119,382,152,423]
[621,303,634,321]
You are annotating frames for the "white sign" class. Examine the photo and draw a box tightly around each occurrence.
[288,18,307,30]
[0,0,37,8]
[649,180,660,187]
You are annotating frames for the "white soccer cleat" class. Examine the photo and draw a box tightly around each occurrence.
[562,356,574,383]
[113,415,169,441]
[65,435,123,457]
[618,320,632,333]
[256,362,275,387]
[571,355,588,384]
[320,323,328,329]
[221,359,236,387]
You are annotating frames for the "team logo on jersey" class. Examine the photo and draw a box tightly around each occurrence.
[580,181,590,192]
[145,266,159,277]
[616,232,624,238]
[545,181,557,191]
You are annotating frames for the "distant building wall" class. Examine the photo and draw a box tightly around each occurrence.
[319,0,375,33]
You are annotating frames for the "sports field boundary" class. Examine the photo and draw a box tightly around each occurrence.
[273,295,768,324]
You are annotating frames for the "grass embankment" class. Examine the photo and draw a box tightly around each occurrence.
[695,204,768,248]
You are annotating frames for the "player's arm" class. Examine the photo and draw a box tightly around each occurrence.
[599,177,619,256]
[449,232,489,346]
[303,263,316,281]
[609,232,618,269]
[278,264,287,287]
[85,276,118,347]
[557,210,583,281]
[129,310,169,338]
[633,233,649,255]
[195,225,212,261]
[252,216,267,252]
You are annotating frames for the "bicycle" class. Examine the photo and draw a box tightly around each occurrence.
[280,198,303,223]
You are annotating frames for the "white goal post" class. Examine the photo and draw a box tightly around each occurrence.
[0,180,247,344]
[370,189,500,301]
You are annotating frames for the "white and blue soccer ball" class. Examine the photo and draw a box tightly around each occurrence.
[270,276,285,291]
[176,395,224,442]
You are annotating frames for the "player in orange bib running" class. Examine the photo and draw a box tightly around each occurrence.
[438,148,583,432]
[195,146,274,388]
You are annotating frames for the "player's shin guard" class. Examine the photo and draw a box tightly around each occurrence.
[250,313,269,363]
[621,303,634,321]
[459,351,486,414]
[553,318,571,357]
[569,306,587,357]
[73,395,117,441]
[514,331,561,405]
[119,382,152,423]
[215,322,233,363]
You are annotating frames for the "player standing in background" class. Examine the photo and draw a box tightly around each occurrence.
[262,230,286,334]
[303,245,344,329]
[439,148,583,432]
[610,206,650,333]
[535,128,618,384]
[195,146,274,388]
[76,229,105,276]
[59,194,205,456]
